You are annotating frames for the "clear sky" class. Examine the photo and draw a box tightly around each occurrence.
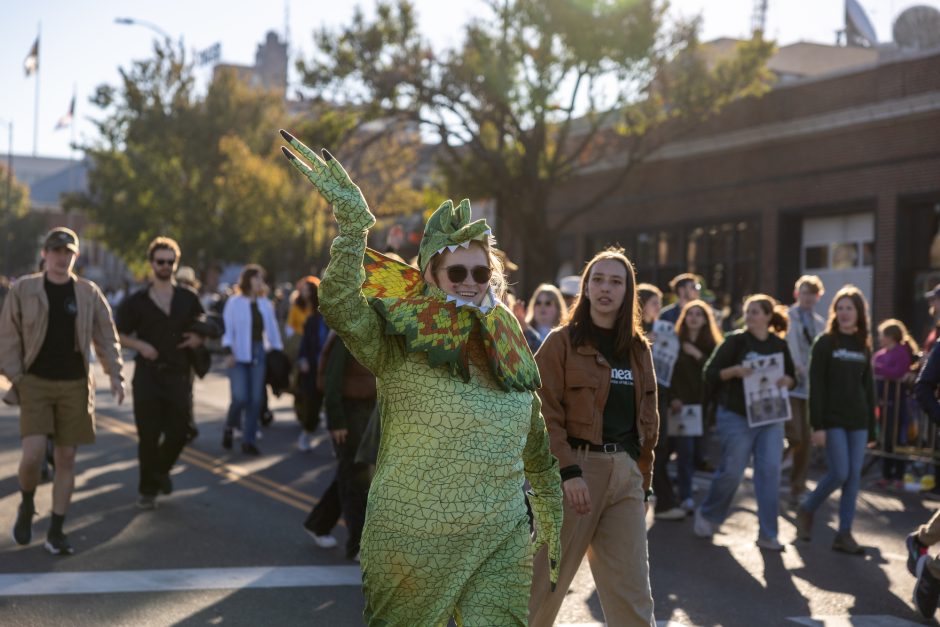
[2,0,938,159]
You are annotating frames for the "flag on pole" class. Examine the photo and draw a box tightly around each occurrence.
[55,94,75,130]
[24,37,39,76]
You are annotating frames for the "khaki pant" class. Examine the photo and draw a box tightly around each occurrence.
[917,510,940,578]
[529,450,654,627]
[785,397,810,497]
[18,374,94,446]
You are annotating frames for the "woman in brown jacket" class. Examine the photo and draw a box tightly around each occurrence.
[529,247,659,627]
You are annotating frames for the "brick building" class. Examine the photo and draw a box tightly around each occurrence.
[543,46,940,336]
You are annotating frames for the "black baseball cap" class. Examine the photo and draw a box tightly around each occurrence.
[43,227,79,253]
[926,283,940,300]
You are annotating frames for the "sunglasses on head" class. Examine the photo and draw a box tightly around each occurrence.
[444,265,492,284]
[153,258,176,267]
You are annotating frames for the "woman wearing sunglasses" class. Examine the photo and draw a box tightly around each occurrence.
[280,132,562,627]
[528,247,659,626]
[525,283,569,351]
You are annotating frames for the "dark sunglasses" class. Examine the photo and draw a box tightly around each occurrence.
[444,265,492,284]
[152,258,176,267]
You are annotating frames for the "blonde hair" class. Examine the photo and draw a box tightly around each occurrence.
[426,237,507,299]
[525,283,568,328]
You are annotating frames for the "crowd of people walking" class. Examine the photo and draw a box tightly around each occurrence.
[4,153,940,622]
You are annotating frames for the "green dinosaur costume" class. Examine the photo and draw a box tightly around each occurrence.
[281,130,563,626]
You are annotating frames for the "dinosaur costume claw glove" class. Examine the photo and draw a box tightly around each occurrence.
[279,130,375,234]
[528,488,563,590]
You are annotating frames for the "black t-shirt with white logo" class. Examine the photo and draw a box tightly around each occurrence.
[28,277,86,380]
[593,324,641,460]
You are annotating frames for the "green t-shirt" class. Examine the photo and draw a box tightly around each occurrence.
[593,325,641,460]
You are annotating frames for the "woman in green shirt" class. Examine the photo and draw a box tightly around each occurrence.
[796,285,875,555]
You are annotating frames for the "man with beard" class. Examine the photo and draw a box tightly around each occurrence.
[116,237,210,509]
[1,227,125,554]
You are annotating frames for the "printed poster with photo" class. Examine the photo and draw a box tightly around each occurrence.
[742,352,792,427]
[667,404,704,437]
[651,320,679,388]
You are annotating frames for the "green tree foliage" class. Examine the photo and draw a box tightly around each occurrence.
[67,41,424,279]
[299,0,775,286]
[0,163,45,277]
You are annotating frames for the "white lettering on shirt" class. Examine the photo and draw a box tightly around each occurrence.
[610,368,634,386]
[833,348,867,363]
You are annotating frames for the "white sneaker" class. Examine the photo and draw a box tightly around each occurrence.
[680,497,695,513]
[297,431,311,452]
[308,532,338,549]
[255,430,263,441]
[693,508,716,538]
[352,552,360,562]
[655,507,687,521]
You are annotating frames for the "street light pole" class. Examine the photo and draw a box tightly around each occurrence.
[0,118,12,275]
[114,17,173,43]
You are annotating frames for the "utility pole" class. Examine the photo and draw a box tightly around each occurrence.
[752,0,769,34]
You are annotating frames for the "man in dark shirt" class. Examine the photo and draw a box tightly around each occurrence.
[117,237,209,510]
[658,273,702,324]
[0,227,125,555]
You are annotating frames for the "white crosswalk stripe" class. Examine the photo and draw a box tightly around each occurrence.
[0,566,363,596]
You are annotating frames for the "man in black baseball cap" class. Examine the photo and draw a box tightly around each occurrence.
[43,227,80,254]
[0,225,124,555]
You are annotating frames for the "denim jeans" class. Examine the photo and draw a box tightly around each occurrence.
[699,406,784,540]
[675,436,695,502]
[801,427,867,533]
[226,341,266,445]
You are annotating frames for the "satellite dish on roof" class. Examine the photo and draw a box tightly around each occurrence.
[846,0,878,47]
[893,5,940,51]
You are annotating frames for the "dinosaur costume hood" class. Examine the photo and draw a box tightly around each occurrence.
[417,198,492,273]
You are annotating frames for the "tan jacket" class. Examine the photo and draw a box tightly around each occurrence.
[535,326,660,492]
[0,272,124,407]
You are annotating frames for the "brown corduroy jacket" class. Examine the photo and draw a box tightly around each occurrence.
[534,326,660,492]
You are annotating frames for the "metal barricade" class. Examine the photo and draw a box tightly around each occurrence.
[869,377,937,464]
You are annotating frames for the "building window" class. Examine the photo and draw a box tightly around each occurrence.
[804,245,828,270]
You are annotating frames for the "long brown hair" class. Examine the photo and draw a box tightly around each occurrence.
[744,294,789,338]
[238,264,265,296]
[676,299,723,355]
[878,318,920,365]
[567,247,643,359]
[825,285,871,351]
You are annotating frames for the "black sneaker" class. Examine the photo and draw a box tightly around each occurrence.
[136,494,158,510]
[222,428,233,450]
[44,533,75,555]
[12,501,35,545]
[914,557,940,618]
[909,532,929,577]
[241,442,261,456]
[159,474,173,495]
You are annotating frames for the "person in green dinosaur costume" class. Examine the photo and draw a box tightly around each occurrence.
[280,130,563,626]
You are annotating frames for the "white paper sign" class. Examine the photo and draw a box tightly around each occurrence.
[742,352,791,427]
[667,404,704,437]
[651,320,679,388]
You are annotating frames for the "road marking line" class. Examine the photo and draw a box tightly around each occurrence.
[96,415,317,513]
[0,566,362,596]
[787,617,924,626]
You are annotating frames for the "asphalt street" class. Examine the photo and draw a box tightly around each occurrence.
[0,361,936,626]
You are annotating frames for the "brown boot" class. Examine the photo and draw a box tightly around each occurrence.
[832,532,865,555]
[795,507,813,541]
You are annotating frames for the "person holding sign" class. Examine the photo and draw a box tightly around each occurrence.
[530,247,659,626]
[795,286,875,555]
[694,295,795,551]
[665,301,724,515]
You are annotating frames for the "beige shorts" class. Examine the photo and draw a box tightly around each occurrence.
[18,374,94,446]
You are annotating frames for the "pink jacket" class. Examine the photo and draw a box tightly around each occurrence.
[872,344,913,381]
